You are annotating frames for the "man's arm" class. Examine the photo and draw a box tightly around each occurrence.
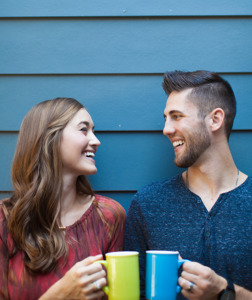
[124,195,148,300]
[235,284,252,299]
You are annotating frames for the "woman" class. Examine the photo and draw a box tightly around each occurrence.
[0,98,126,299]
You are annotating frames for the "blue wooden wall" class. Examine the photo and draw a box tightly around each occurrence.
[1,1,252,211]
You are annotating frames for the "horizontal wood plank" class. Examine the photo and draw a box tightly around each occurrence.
[0,131,251,192]
[1,18,252,74]
[1,0,252,17]
[0,74,251,131]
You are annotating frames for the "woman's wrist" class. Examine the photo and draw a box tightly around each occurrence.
[38,277,66,300]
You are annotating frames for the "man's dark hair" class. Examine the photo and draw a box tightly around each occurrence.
[162,70,236,139]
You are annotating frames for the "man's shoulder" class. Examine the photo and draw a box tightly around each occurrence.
[245,175,252,185]
[140,174,182,191]
[236,175,252,193]
[131,174,183,205]
[235,175,252,200]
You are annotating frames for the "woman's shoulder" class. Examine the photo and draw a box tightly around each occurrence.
[93,194,126,220]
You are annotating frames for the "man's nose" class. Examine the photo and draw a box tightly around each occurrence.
[163,120,175,136]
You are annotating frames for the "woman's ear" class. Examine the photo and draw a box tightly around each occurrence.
[209,108,225,132]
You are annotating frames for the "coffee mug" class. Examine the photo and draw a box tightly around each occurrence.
[96,251,140,300]
[146,250,189,300]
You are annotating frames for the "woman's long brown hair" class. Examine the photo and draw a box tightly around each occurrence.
[4,98,94,273]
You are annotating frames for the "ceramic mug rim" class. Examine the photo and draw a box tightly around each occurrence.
[106,251,139,257]
[146,250,179,255]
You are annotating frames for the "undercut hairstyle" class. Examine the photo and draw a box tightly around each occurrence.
[162,70,236,139]
[3,97,94,273]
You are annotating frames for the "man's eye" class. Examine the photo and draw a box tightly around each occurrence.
[173,115,182,120]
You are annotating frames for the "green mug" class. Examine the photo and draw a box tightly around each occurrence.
[96,251,140,300]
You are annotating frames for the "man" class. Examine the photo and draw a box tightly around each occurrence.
[124,70,252,299]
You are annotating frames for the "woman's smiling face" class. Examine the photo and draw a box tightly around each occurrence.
[60,108,101,177]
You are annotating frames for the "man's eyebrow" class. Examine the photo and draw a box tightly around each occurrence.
[169,110,184,115]
[164,110,184,118]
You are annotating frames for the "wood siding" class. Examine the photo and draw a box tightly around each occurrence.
[1,1,251,210]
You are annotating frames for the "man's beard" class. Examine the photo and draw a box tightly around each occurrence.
[174,121,211,168]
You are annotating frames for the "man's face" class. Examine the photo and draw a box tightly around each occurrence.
[163,89,211,168]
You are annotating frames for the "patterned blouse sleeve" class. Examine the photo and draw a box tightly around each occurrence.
[0,207,10,300]
[101,197,126,253]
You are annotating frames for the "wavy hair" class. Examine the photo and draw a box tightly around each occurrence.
[4,97,94,273]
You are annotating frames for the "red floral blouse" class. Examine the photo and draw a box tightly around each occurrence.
[0,195,126,300]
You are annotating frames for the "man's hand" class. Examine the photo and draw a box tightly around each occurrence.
[178,261,227,300]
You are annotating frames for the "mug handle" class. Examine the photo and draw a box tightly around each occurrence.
[176,259,191,293]
[94,260,109,295]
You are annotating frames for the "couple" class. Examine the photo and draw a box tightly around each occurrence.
[0,70,251,300]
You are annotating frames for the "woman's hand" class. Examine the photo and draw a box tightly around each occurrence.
[40,254,106,300]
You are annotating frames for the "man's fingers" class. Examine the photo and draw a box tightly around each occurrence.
[182,261,211,276]
[179,276,199,297]
[181,270,198,282]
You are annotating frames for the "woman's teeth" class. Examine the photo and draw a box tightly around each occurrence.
[85,152,95,158]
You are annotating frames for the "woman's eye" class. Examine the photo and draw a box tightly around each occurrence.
[80,127,88,132]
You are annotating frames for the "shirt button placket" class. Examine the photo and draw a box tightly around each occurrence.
[205,214,212,248]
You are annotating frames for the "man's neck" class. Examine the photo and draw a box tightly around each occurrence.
[182,143,246,211]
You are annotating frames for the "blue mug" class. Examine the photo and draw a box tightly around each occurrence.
[146,250,188,300]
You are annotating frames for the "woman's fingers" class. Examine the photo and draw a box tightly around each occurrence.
[83,276,107,294]
[76,256,107,296]
[85,289,105,300]
[42,255,106,300]
[77,254,103,267]
[77,261,103,278]
[80,269,106,286]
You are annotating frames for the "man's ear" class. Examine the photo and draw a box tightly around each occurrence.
[209,108,225,132]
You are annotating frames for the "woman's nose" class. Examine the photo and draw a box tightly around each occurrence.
[89,132,101,147]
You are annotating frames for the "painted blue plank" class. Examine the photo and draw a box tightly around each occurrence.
[1,131,251,192]
[0,74,251,131]
[0,191,134,212]
[0,193,11,200]
[0,133,17,191]
[1,0,252,17]
[0,19,252,74]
